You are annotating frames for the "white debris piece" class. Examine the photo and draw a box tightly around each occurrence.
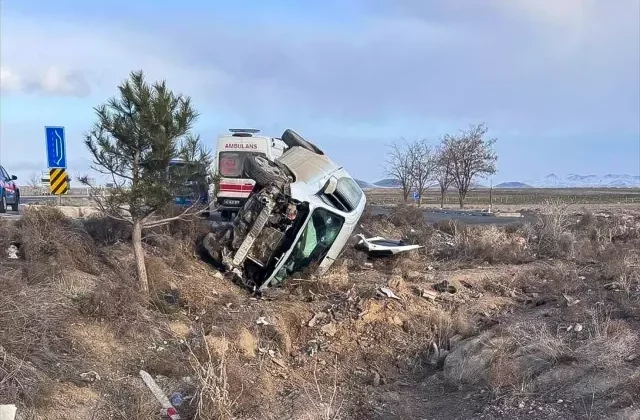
[6,245,18,260]
[256,316,271,326]
[140,370,181,420]
[0,405,17,420]
[355,234,422,257]
[378,287,401,300]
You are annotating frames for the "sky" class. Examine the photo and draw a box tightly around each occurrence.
[1,0,639,184]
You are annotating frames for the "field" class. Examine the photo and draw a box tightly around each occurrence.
[1,202,640,419]
[365,187,640,209]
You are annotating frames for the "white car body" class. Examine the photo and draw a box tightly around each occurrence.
[202,130,366,291]
[261,146,366,288]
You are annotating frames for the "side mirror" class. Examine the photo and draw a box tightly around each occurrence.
[10,175,17,181]
[324,176,338,194]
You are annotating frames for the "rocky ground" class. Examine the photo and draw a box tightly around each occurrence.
[1,204,639,419]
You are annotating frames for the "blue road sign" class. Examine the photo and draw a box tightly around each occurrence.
[45,126,67,169]
[413,191,420,200]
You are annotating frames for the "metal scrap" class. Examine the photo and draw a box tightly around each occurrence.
[377,287,401,300]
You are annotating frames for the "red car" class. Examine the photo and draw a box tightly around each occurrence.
[0,165,20,213]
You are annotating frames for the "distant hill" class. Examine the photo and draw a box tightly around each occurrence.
[359,174,640,190]
[355,179,377,189]
[526,174,640,188]
[495,182,533,188]
[373,178,402,188]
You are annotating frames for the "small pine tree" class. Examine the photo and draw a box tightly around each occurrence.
[82,70,211,292]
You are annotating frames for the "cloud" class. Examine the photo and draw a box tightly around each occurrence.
[0,65,91,97]
[2,3,638,135]
[1,2,638,183]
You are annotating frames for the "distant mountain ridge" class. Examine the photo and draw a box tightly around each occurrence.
[495,182,532,188]
[358,174,640,189]
[526,174,640,188]
[373,178,402,188]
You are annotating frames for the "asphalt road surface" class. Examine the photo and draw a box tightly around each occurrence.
[368,205,534,226]
[1,201,534,226]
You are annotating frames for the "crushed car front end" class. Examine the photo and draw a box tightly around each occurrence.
[201,129,366,292]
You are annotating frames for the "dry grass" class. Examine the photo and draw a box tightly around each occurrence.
[533,200,576,259]
[2,196,640,419]
[18,206,97,272]
[186,330,236,420]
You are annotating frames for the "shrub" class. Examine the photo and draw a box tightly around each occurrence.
[388,204,427,229]
[17,206,97,275]
[84,215,132,246]
[533,204,576,259]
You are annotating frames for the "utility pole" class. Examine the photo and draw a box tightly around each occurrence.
[489,178,493,213]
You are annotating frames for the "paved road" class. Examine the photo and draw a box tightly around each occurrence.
[1,202,534,226]
[368,205,534,226]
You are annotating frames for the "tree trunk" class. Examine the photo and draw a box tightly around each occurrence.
[132,219,149,293]
[458,192,465,208]
[440,190,445,209]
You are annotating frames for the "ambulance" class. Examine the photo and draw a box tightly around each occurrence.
[212,129,287,219]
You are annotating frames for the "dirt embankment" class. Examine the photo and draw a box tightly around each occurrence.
[1,204,640,419]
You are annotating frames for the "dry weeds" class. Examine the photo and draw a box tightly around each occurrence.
[2,201,640,419]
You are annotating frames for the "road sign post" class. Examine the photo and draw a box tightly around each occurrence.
[45,126,68,205]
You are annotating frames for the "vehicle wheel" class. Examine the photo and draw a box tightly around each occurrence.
[0,192,6,214]
[244,154,288,187]
[281,129,324,155]
[10,191,19,212]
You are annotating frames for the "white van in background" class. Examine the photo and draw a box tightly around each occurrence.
[211,129,287,220]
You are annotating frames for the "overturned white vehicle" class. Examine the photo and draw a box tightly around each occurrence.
[202,129,366,291]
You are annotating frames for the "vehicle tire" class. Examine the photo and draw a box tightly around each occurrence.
[281,129,324,155]
[0,191,6,214]
[10,191,19,212]
[244,154,288,187]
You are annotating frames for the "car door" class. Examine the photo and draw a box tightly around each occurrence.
[0,166,16,197]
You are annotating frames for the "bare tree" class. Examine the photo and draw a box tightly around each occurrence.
[27,172,42,194]
[434,140,455,209]
[384,138,414,202]
[409,139,437,207]
[444,123,498,208]
[81,70,209,293]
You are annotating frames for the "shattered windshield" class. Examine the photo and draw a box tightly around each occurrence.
[277,208,345,278]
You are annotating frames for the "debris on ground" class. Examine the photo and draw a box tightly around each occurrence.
[420,288,438,301]
[377,286,401,300]
[169,392,186,407]
[308,312,328,327]
[0,405,17,420]
[6,244,19,260]
[256,316,271,326]
[79,371,101,383]
[434,280,457,294]
[355,234,423,257]
[562,293,581,307]
[139,370,181,420]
